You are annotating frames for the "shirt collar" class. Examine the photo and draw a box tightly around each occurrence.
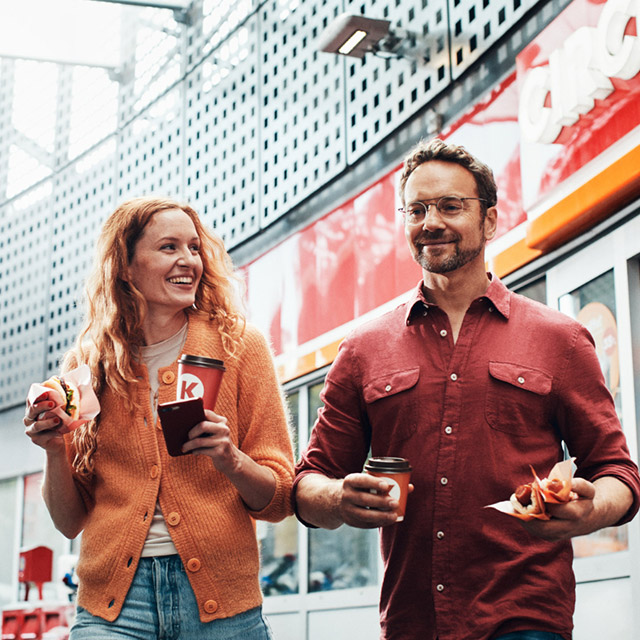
[404,273,511,325]
[484,274,511,319]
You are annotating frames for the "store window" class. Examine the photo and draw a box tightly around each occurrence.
[0,478,18,606]
[259,373,380,597]
[259,389,300,596]
[22,473,73,602]
[558,270,627,557]
[303,377,379,593]
[514,276,547,305]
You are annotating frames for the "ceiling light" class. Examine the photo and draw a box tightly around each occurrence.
[318,14,391,59]
[318,13,430,63]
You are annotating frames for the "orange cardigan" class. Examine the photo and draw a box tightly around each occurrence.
[67,314,294,623]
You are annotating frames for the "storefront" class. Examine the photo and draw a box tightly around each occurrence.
[248,0,640,636]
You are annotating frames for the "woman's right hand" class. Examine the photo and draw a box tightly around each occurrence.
[24,392,66,452]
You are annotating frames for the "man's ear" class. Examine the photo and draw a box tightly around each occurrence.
[484,206,498,241]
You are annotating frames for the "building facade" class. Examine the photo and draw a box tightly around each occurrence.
[1,0,639,637]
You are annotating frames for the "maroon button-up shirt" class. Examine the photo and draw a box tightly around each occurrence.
[295,276,640,640]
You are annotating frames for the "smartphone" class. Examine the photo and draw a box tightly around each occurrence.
[158,397,206,456]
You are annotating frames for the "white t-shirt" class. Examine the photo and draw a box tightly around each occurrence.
[139,322,188,557]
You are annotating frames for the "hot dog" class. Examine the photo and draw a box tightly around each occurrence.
[42,375,80,420]
[487,458,577,520]
[509,481,545,516]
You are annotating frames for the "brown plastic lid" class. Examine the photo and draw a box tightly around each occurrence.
[178,354,225,370]
[364,457,412,473]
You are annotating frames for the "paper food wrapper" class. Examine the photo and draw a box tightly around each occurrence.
[486,458,577,521]
[27,364,101,434]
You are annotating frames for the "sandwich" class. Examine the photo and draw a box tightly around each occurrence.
[42,375,80,420]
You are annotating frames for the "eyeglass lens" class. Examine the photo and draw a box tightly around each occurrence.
[405,197,464,222]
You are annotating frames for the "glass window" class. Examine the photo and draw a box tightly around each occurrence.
[515,276,547,305]
[0,478,18,606]
[287,388,300,457]
[258,517,299,596]
[305,378,380,592]
[307,380,324,433]
[259,389,300,596]
[558,270,627,558]
[308,526,379,592]
[22,473,72,601]
[261,372,381,596]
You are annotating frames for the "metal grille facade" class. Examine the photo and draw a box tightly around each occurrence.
[0,0,560,408]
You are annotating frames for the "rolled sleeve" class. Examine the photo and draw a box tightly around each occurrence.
[554,324,640,524]
[237,326,295,523]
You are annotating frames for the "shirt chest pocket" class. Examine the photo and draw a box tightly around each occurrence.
[485,362,552,436]
[363,367,421,442]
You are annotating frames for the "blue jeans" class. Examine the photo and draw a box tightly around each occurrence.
[71,555,273,640]
[493,633,565,640]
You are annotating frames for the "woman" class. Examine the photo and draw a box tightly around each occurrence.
[23,197,295,639]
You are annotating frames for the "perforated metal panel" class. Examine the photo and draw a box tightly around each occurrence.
[0,189,52,405]
[46,158,118,375]
[257,0,348,225]
[342,0,452,163]
[0,0,558,409]
[117,90,185,201]
[448,0,538,78]
[183,11,261,245]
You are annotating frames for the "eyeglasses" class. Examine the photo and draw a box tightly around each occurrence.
[399,196,487,225]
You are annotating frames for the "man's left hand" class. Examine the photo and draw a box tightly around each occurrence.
[521,476,632,541]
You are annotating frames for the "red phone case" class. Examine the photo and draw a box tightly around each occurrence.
[158,397,206,456]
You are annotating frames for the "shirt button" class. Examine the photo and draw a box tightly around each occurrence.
[444,426,452,435]
[437,530,445,539]
[204,600,218,614]
[517,376,525,384]
[187,558,201,572]
[488,306,494,313]
[385,384,392,392]
[436,584,445,592]
[167,512,181,526]
[440,477,448,485]
[161,371,176,384]
[422,309,428,316]
[150,465,159,479]
[440,329,447,337]
[450,373,458,381]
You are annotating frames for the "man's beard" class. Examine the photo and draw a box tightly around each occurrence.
[413,230,485,274]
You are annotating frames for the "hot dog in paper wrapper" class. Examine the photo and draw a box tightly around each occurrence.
[27,364,100,434]
[487,458,577,521]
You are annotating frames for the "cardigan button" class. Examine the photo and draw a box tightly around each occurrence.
[204,599,218,614]
[150,465,159,479]
[161,371,176,384]
[187,558,201,572]
[167,512,181,526]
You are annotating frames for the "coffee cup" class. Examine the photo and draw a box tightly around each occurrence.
[364,457,412,522]
[177,354,226,411]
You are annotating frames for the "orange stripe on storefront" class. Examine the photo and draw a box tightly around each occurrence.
[526,145,640,253]
[489,238,542,279]
[490,144,640,277]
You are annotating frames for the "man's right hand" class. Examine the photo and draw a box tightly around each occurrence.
[295,472,408,529]
[339,472,403,528]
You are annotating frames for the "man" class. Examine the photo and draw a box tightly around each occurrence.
[293,138,640,640]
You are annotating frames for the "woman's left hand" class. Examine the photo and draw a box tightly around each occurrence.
[182,409,240,475]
